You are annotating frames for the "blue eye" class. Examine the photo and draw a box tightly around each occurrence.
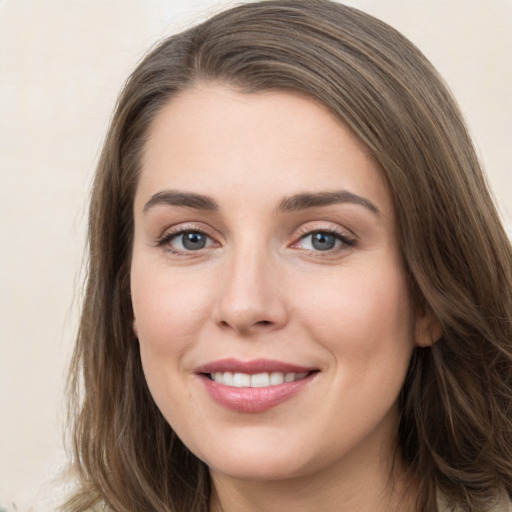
[181,232,207,250]
[310,232,337,251]
[166,231,215,251]
[298,231,354,252]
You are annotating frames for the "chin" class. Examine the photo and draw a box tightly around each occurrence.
[208,454,311,483]
[190,429,322,483]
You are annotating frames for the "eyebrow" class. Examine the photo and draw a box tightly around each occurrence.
[143,190,218,213]
[277,191,380,215]
[142,189,380,216]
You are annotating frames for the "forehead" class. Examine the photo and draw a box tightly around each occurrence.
[136,83,393,219]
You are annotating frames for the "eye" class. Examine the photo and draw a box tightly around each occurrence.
[159,229,217,253]
[294,230,355,252]
[303,232,338,251]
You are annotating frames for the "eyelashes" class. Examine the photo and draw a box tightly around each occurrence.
[292,227,355,253]
[159,231,216,252]
[156,224,356,257]
[156,224,218,256]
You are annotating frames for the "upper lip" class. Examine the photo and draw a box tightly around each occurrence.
[195,358,316,375]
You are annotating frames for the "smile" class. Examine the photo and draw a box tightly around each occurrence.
[209,371,309,387]
[196,359,319,413]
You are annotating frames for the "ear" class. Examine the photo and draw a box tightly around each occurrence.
[133,318,139,339]
[414,308,442,347]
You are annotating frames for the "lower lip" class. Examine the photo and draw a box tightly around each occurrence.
[199,373,316,413]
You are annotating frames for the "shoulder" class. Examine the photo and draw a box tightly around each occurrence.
[438,492,512,512]
[495,496,512,512]
[486,492,512,512]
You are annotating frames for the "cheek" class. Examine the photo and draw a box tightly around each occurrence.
[131,264,213,357]
[293,259,415,363]
[130,265,211,419]
[292,261,415,443]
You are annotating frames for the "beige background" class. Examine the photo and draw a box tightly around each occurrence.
[1,1,511,510]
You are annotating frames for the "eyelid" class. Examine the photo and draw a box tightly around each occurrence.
[153,221,355,257]
[155,222,220,254]
[290,222,356,253]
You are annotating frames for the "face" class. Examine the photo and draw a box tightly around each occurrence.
[131,84,428,485]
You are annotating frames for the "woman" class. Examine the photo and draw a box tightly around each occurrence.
[64,1,512,511]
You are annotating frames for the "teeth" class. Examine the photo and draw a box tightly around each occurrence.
[270,372,284,385]
[251,373,270,387]
[210,371,309,387]
[284,372,295,383]
[233,373,251,387]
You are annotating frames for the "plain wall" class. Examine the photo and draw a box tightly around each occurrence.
[1,1,511,510]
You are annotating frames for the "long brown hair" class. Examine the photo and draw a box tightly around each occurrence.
[64,1,512,510]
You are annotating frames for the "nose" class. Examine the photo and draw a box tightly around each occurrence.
[212,245,289,335]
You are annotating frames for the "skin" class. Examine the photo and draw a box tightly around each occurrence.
[131,83,435,512]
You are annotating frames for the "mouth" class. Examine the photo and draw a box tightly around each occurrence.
[195,359,319,413]
[206,370,311,387]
